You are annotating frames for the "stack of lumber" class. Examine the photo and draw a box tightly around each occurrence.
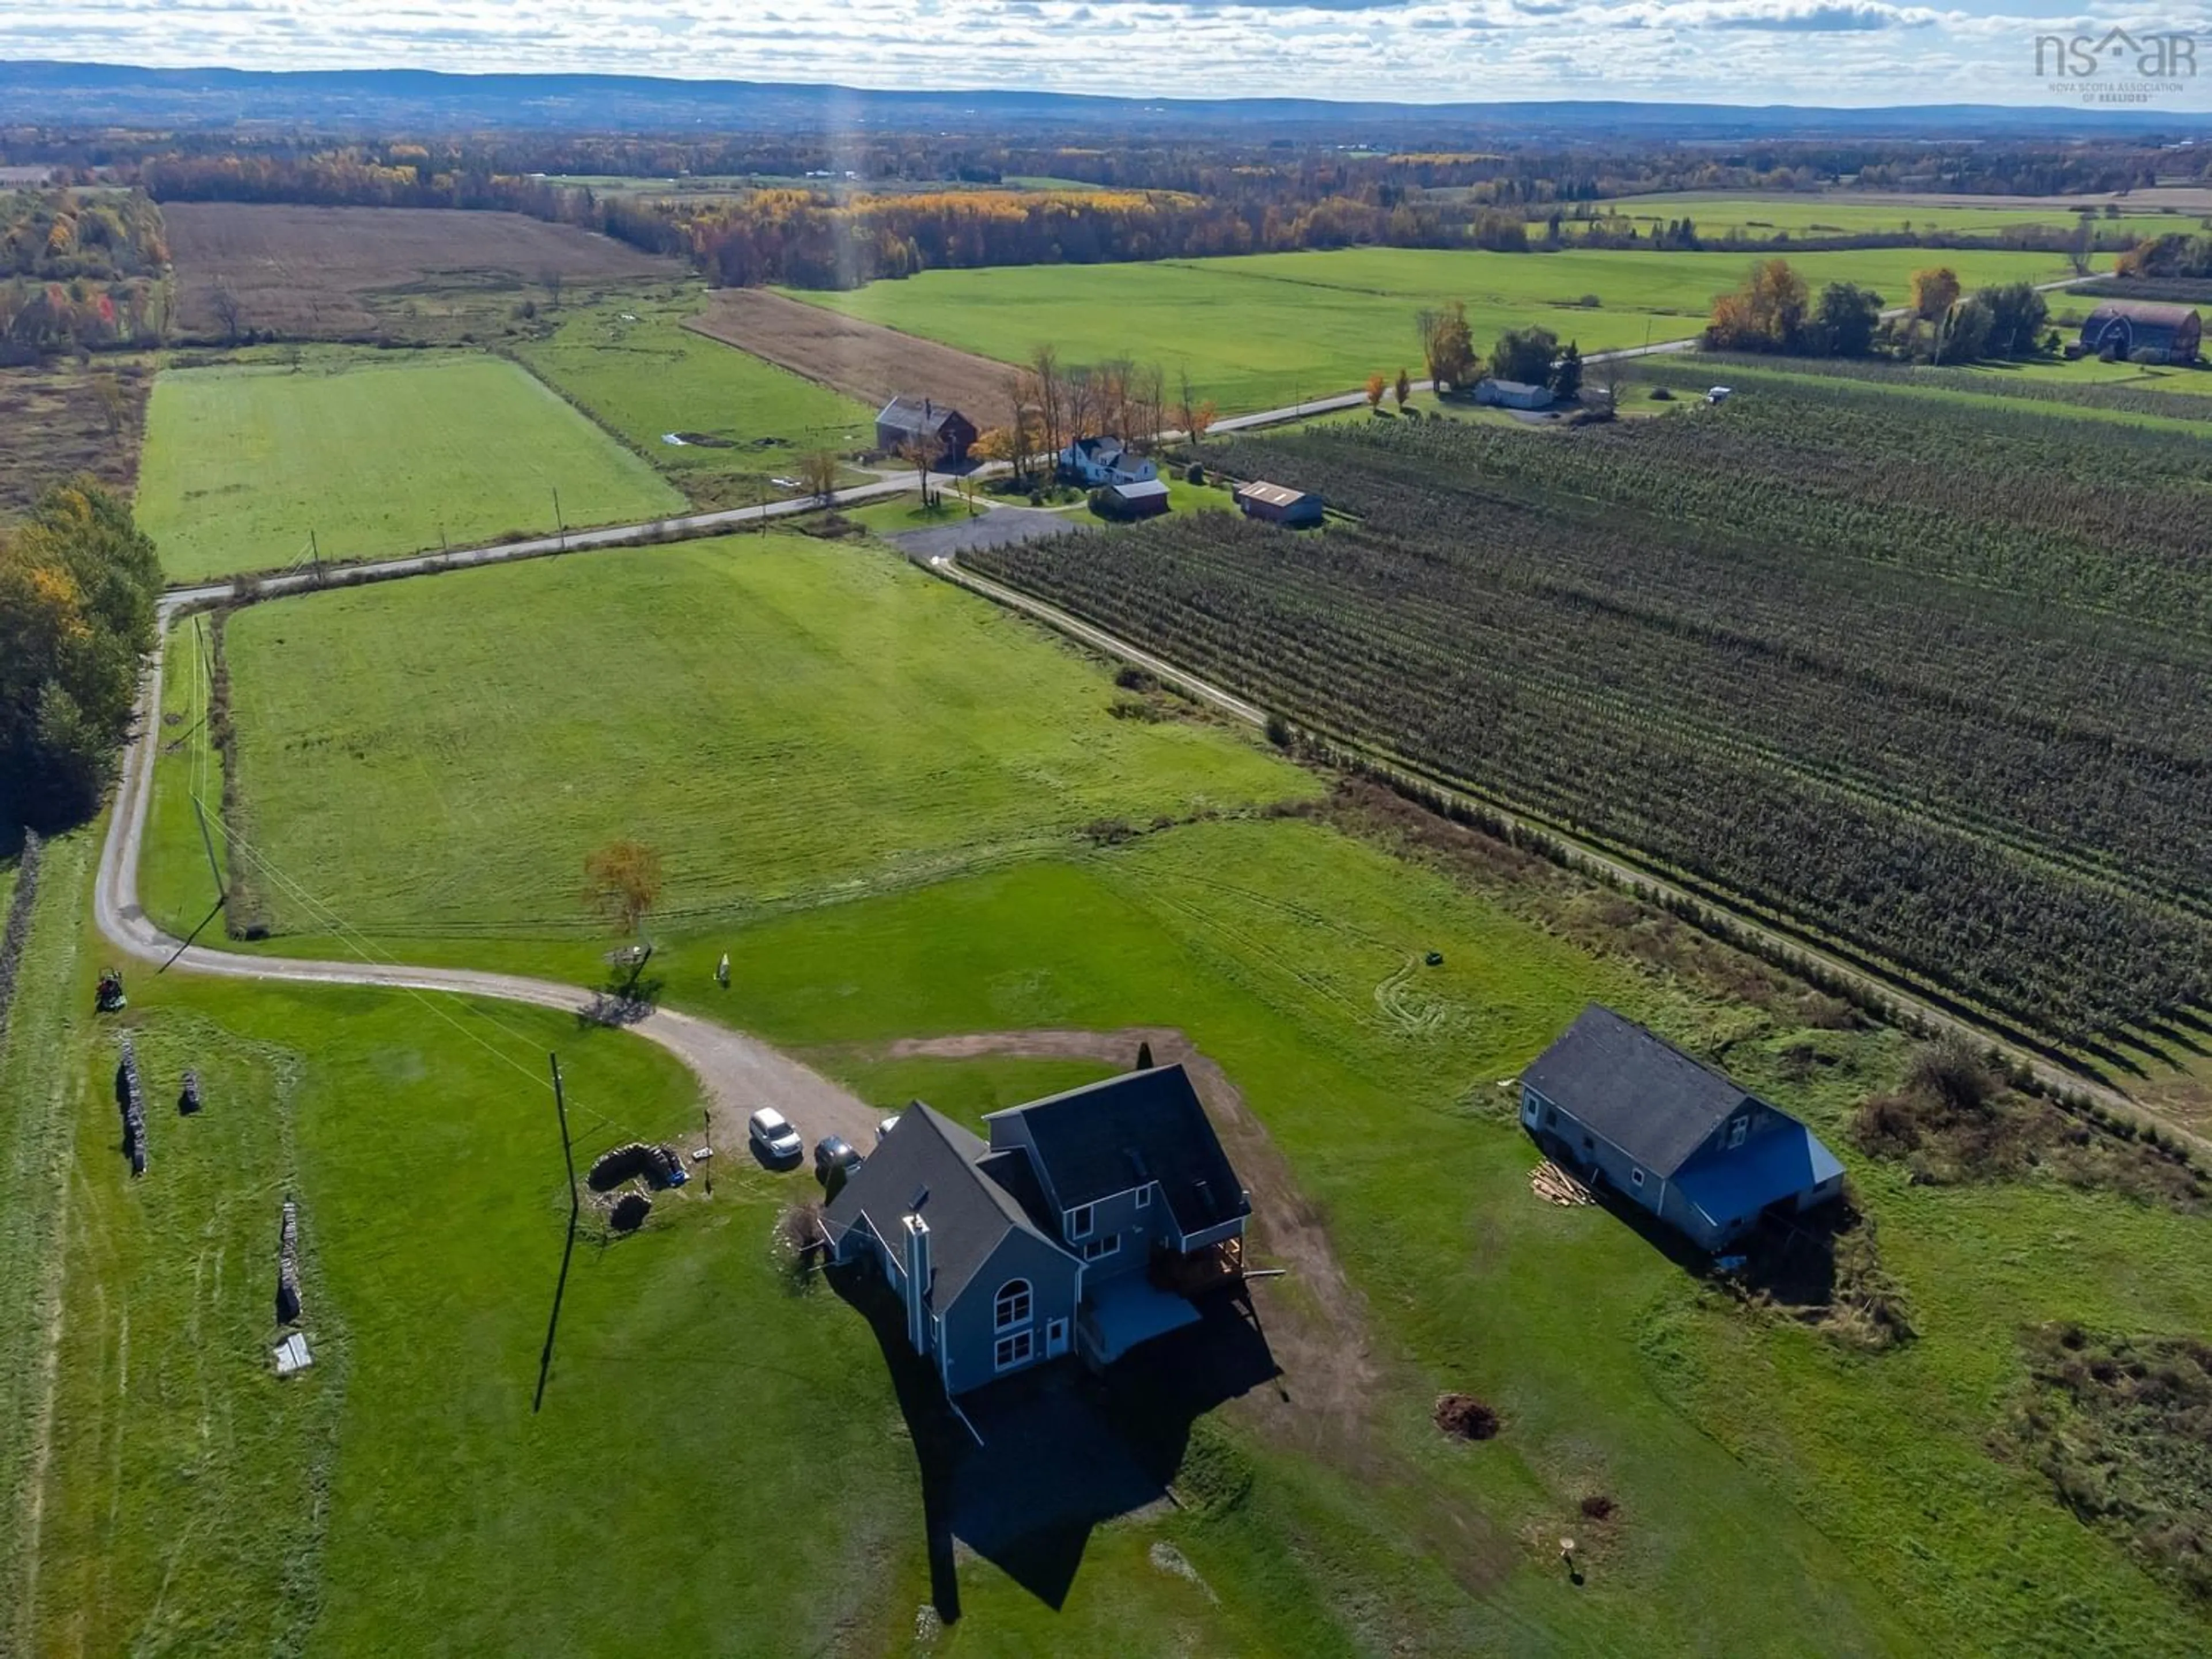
[1531,1160,1593,1206]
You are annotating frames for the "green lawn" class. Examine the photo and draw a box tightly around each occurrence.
[135,351,685,582]
[510,287,877,509]
[788,246,2097,412]
[1578,191,2201,244]
[137,533,1315,945]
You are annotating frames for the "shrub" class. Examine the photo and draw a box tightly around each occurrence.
[1264,713,1294,749]
[1185,463,1206,485]
[1650,385,1676,400]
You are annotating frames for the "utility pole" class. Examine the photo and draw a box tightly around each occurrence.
[309,529,323,586]
[552,487,565,550]
[535,1051,579,1415]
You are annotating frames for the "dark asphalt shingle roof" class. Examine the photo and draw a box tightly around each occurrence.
[826,1103,1062,1307]
[877,395,968,439]
[1522,1005,1759,1177]
[987,1064,1248,1236]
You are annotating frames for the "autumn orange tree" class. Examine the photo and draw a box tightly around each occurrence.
[583,840,664,940]
[1706,257,1810,353]
[1364,372,1388,410]
[1910,266,1961,322]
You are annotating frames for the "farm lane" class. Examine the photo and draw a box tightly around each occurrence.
[95,622,885,1160]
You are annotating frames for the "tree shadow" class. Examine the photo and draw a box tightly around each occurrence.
[828,1263,1276,1619]
[577,974,664,1029]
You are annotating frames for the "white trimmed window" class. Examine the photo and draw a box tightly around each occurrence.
[1081,1233,1119,1262]
[994,1278,1032,1331]
[1135,1186,1151,1210]
[1067,1203,1094,1240]
[994,1331,1033,1371]
[1726,1117,1749,1150]
[1631,1168,1645,1187]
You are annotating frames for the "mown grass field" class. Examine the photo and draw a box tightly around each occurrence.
[35,519,2212,1653]
[789,245,2096,411]
[510,287,877,509]
[134,351,685,582]
[1578,190,2202,243]
[136,533,1315,947]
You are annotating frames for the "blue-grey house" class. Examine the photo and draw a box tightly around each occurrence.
[1520,1005,1844,1252]
[825,1064,1251,1396]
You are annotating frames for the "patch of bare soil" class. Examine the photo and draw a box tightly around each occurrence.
[1434,1393,1499,1441]
[880,1025,1517,1589]
[164,203,676,343]
[0,357,150,519]
[688,287,1017,420]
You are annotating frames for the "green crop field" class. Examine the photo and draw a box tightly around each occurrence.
[511,287,877,509]
[787,245,2096,411]
[1577,191,2202,243]
[134,351,685,582]
[135,533,1315,948]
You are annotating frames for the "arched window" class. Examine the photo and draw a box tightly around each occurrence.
[995,1279,1032,1332]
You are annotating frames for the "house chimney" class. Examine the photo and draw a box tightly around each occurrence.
[902,1213,932,1354]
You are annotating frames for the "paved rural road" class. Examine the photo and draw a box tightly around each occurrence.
[94,618,886,1160]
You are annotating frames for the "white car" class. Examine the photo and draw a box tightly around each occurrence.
[748,1107,804,1165]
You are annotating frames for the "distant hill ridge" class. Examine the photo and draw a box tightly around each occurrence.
[1,58,2202,138]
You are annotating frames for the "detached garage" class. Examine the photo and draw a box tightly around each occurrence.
[1234,480,1323,528]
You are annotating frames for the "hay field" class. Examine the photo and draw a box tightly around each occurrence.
[790,244,2096,412]
[138,534,1313,942]
[135,350,684,580]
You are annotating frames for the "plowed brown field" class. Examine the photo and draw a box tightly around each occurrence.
[686,287,1015,420]
[164,203,676,343]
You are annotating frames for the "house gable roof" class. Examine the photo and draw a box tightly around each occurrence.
[825,1102,1066,1306]
[1522,1004,1762,1177]
[1069,435,1132,463]
[877,395,967,439]
[986,1063,1248,1236]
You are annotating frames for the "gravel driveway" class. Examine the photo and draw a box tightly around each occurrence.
[890,506,1086,562]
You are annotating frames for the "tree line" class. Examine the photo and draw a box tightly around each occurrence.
[1705,257,2056,365]
[1,480,163,831]
[1,187,168,357]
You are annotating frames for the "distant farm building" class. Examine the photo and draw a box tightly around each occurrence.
[876,396,978,463]
[1099,478,1171,520]
[2078,300,2202,365]
[824,1065,1251,1396]
[1474,378,1555,411]
[1520,1005,1844,1253]
[1060,435,1157,487]
[1233,480,1324,528]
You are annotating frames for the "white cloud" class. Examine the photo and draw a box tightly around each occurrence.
[0,1,2204,104]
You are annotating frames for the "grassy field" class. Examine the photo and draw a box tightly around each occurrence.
[510,287,878,509]
[788,245,2097,411]
[136,533,1314,947]
[134,351,685,582]
[38,501,2212,1652]
[1576,191,2202,243]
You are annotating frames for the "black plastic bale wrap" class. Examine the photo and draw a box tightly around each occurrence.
[179,1067,203,1115]
[116,1037,147,1176]
[276,1198,302,1325]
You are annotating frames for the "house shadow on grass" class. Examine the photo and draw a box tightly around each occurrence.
[830,1262,1277,1620]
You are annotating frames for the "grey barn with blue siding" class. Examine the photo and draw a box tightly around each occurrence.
[1520,1005,1843,1252]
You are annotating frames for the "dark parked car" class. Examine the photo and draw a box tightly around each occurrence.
[813,1135,863,1184]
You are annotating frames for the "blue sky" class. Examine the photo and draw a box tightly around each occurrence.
[1,3,2207,106]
